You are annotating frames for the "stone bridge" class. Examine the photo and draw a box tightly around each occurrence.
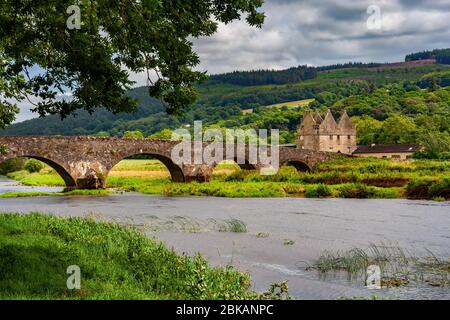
[0,136,338,190]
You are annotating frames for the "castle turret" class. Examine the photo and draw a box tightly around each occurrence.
[319,110,338,134]
[337,110,355,134]
[337,110,357,154]
[297,110,318,150]
[313,112,323,124]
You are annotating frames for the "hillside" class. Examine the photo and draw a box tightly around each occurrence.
[2,58,450,137]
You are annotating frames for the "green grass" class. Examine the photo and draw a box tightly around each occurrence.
[264,98,315,109]
[111,159,168,171]
[5,158,450,199]
[0,213,258,300]
[7,170,65,187]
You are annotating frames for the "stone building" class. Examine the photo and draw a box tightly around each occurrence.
[352,144,422,160]
[297,110,357,155]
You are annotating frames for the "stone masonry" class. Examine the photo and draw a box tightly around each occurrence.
[297,110,357,155]
[0,136,338,190]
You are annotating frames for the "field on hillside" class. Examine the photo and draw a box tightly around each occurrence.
[265,99,315,109]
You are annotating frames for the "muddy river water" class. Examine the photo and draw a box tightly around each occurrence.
[0,178,449,299]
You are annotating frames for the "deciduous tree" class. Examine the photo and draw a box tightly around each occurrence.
[0,0,265,126]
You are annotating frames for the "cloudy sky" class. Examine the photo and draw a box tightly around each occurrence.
[15,0,450,122]
[192,0,450,74]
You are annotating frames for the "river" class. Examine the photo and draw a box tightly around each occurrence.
[0,178,449,299]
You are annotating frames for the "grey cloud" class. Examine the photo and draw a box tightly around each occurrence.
[191,0,450,74]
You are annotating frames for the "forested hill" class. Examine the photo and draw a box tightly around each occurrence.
[208,66,317,86]
[406,48,450,64]
[2,59,450,137]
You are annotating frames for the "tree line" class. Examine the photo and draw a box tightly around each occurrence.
[405,48,450,64]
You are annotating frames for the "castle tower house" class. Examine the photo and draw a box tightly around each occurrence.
[297,109,357,155]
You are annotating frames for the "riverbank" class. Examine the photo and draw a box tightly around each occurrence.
[1,195,448,299]
[0,213,262,300]
[4,158,450,200]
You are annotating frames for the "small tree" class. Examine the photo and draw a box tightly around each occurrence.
[123,130,144,139]
[148,129,174,140]
[24,159,45,173]
[0,158,26,175]
[96,131,110,137]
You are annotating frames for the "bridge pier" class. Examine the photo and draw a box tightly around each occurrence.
[68,160,108,190]
[182,164,214,182]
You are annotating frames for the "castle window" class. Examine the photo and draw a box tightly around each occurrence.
[337,135,340,141]
[329,135,333,140]
[347,135,351,140]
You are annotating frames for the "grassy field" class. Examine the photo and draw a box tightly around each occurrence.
[241,98,315,114]
[0,213,260,300]
[264,98,315,109]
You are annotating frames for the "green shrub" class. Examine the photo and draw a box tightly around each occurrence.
[24,159,45,173]
[428,178,450,199]
[369,187,402,199]
[405,177,450,199]
[0,158,26,175]
[439,152,450,160]
[123,130,144,139]
[406,177,436,199]
[359,163,387,174]
[305,184,332,198]
[337,183,370,199]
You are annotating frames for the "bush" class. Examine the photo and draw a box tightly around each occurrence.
[123,130,144,139]
[406,177,445,199]
[428,178,450,199]
[337,183,370,198]
[305,184,332,198]
[439,152,450,160]
[24,159,45,173]
[0,158,26,175]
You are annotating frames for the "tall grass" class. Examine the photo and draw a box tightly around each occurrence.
[0,213,258,300]
[307,243,449,288]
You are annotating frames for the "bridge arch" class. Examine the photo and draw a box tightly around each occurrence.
[281,159,312,172]
[0,155,77,189]
[109,153,186,183]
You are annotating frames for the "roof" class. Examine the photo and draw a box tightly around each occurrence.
[353,144,422,154]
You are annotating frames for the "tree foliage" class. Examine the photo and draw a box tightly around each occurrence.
[405,48,450,64]
[123,130,144,139]
[0,0,265,125]
[209,66,317,86]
